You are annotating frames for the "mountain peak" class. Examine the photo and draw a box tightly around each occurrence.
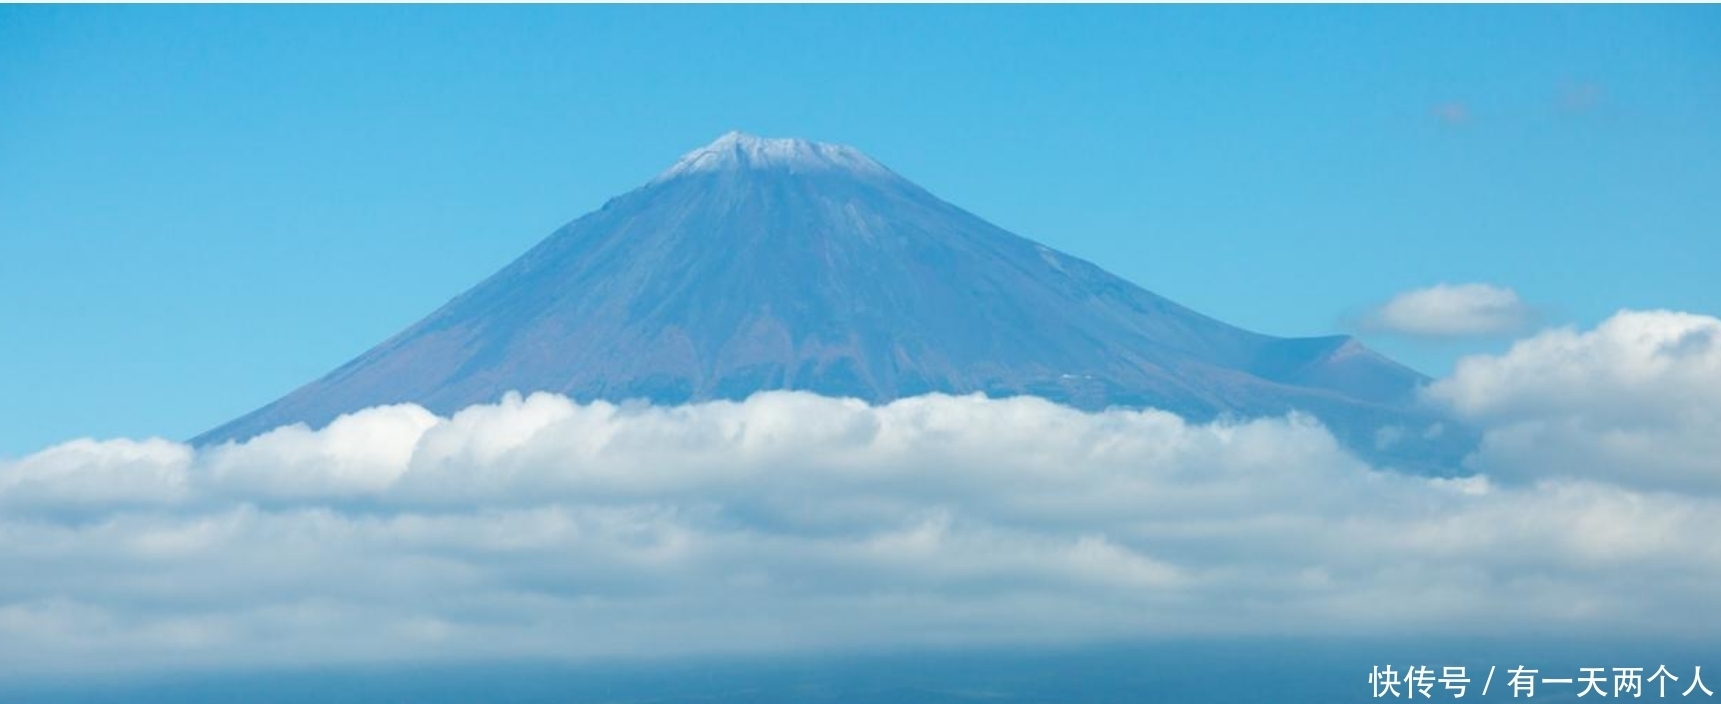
[654,131,890,181]
[200,132,1464,469]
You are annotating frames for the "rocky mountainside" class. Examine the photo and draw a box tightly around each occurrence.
[199,132,1462,469]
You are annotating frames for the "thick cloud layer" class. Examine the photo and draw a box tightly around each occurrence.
[3,311,1720,675]
[1429,309,1721,490]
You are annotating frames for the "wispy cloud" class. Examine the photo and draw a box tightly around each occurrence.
[1559,81,1606,114]
[1433,101,1471,127]
[1359,283,1534,338]
[3,310,1721,674]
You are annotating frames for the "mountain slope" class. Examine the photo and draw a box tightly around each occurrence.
[199,132,1461,468]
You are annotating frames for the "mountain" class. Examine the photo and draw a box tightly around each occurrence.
[198,131,1464,468]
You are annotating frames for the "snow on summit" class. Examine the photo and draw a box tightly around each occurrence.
[655,131,890,180]
[199,131,1468,470]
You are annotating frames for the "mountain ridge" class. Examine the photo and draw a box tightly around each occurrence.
[198,132,1461,469]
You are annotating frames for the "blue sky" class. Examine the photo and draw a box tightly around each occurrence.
[2,4,1718,455]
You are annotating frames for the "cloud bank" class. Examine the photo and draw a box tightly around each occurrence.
[3,310,1720,675]
[1361,283,1534,338]
[1430,309,1721,491]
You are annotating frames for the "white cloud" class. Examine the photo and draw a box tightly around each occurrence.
[1361,283,1534,338]
[0,437,190,512]
[2,312,1720,674]
[1428,309,1721,491]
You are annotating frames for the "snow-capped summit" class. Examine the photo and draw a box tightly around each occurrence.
[199,132,1471,470]
[654,131,890,181]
